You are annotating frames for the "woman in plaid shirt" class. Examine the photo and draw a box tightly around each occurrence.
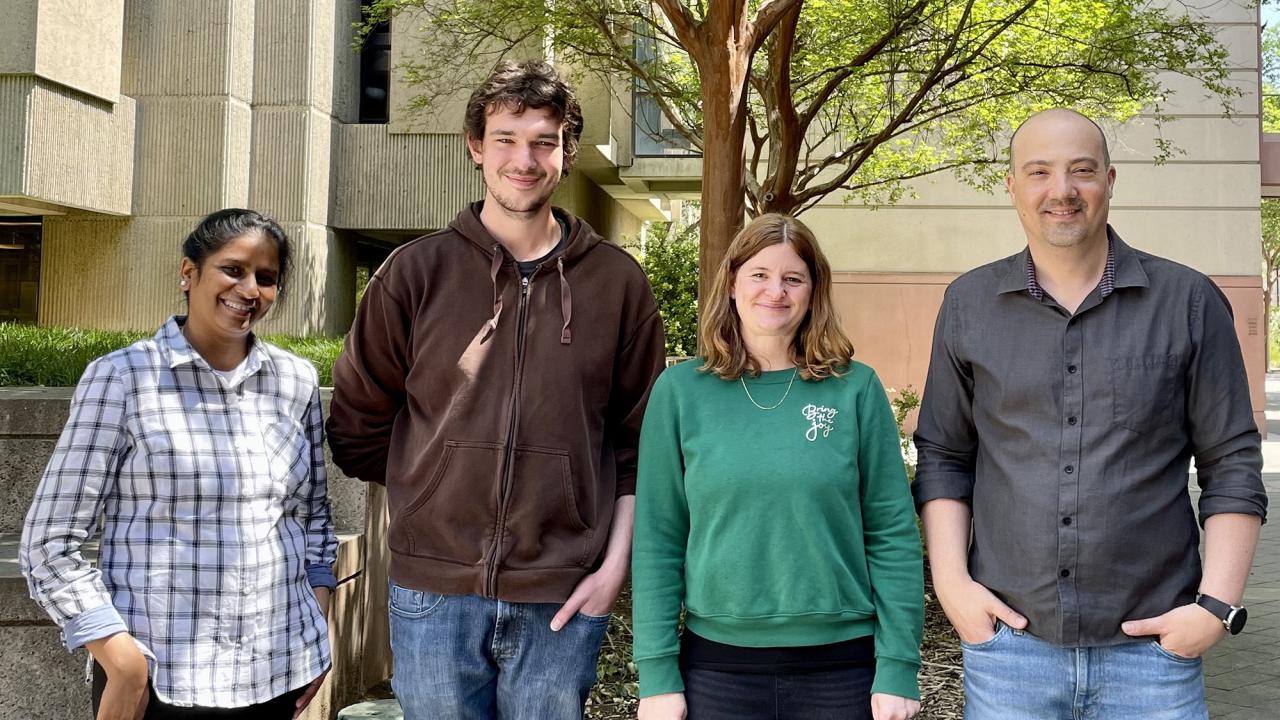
[20,209,338,719]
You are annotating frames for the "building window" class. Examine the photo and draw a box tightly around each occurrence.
[359,2,391,124]
[0,218,41,324]
[632,27,699,158]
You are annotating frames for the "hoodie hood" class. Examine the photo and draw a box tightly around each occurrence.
[449,201,604,265]
[449,201,604,345]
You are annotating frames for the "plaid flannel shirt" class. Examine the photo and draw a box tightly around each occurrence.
[20,317,337,707]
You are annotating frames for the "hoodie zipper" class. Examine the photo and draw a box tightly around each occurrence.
[485,268,534,597]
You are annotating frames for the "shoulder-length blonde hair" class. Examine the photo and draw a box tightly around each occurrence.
[699,213,854,381]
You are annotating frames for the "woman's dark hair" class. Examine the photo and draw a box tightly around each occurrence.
[182,208,291,298]
[463,60,584,177]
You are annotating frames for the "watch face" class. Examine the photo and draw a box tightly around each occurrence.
[1229,607,1248,635]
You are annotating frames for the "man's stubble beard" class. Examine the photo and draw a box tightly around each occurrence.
[487,178,558,218]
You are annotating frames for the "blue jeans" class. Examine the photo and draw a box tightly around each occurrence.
[682,665,874,720]
[962,622,1208,720]
[388,583,610,720]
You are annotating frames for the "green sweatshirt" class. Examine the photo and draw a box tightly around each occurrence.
[632,359,924,700]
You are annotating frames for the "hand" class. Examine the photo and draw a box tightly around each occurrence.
[637,692,687,719]
[87,633,149,720]
[1122,603,1226,659]
[312,586,332,618]
[293,670,328,719]
[872,693,920,720]
[934,575,1027,644]
[550,563,625,631]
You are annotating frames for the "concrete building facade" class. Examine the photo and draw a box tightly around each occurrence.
[0,0,663,335]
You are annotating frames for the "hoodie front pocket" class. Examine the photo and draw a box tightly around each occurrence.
[399,440,503,565]
[502,445,594,569]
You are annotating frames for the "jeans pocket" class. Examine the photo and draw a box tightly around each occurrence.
[960,622,1009,651]
[576,610,611,622]
[388,583,448,619]
[1148,640,1200,664]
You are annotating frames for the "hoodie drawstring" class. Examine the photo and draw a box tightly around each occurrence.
[557,256,572,345]
[479,246,504,344]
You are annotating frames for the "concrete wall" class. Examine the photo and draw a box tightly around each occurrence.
[0,388,390,720]
[331,127,484,231]
[0,0,124,103]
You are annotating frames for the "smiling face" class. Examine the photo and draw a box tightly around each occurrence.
[732,241,813,346]
[1006,110,1116,250]
[180,230,280,348]
[467,103,565,216]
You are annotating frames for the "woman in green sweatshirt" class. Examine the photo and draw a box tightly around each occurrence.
[633,214,924,720]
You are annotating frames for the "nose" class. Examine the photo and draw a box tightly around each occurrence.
[1048,171,1077,200]
[512,142,538,170]
[237,274,260,299]
[765,277,787,297]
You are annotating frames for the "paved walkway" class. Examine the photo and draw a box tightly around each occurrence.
[1202,373,1280,718]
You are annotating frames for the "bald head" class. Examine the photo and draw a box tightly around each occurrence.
[1009,109,1110,169]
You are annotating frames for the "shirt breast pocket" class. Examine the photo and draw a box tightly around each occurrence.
[1110,353,1184,434]
[264,418,310,495]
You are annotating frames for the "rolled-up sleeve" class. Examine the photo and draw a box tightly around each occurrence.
[301,384,339,590]
[912,287,979,508]
[1188,277,1266,523]
[20,358,130,650]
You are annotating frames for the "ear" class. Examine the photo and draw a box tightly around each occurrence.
[1106,165,1116,198]
[179,257,197,285]
[1005,172,1015,204]
[466,134,484,166]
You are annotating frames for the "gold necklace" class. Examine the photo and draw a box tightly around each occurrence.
[740,367,798,410]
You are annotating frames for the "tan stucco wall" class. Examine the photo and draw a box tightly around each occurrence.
[834,273,1267,435]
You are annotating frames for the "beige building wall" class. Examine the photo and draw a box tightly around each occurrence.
[800,3,1267,429]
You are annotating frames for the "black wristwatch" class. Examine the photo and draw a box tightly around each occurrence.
[1197,593,1247,635]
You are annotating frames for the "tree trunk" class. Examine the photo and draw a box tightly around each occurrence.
[694,34,751,312]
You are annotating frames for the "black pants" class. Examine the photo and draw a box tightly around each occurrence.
[91,663,307,719]
[682,664,875,720]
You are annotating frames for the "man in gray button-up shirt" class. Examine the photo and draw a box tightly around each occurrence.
[913,108,1266,719]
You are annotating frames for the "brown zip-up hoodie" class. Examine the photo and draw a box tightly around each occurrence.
[328,203,665,602]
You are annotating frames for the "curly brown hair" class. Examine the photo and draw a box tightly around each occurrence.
[463,60,584,177]
[699,214,855,381]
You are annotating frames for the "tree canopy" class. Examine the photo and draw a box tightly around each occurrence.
[364,0,1245,292]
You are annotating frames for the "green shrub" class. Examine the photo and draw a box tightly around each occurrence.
[627,223,700,358]
[0,324,344,387]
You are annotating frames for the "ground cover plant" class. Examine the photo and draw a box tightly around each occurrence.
[0,323,344,386]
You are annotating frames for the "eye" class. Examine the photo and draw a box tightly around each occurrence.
[256,273,278,287]
[1073,167,1095,174]
[751,272,767,280]
[785,276,806,286]
[222,265,243,277]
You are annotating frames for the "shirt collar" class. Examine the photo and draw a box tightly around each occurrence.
[997,225,1145,298]
[158,315,274,377]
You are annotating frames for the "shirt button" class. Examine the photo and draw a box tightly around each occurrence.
[1062,517,1072,526]
[1064,465,1074,474]
[1067,416,1077,425]
[1067,364,1077,374]
[1061,569,1071,578]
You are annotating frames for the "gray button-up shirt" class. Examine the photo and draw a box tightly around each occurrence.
[912,228,1267,647]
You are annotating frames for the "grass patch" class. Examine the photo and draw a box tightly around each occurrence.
[0,323,344,386]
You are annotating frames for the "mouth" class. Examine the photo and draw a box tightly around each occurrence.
[1042,206,1082,219]
[221,298,254,316]
[505,174,542,189]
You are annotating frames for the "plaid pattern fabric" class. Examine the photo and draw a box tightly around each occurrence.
[1026,232,1117,300]
[20,317,337,707]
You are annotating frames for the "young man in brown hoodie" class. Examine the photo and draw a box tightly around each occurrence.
[327,61,666,719]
